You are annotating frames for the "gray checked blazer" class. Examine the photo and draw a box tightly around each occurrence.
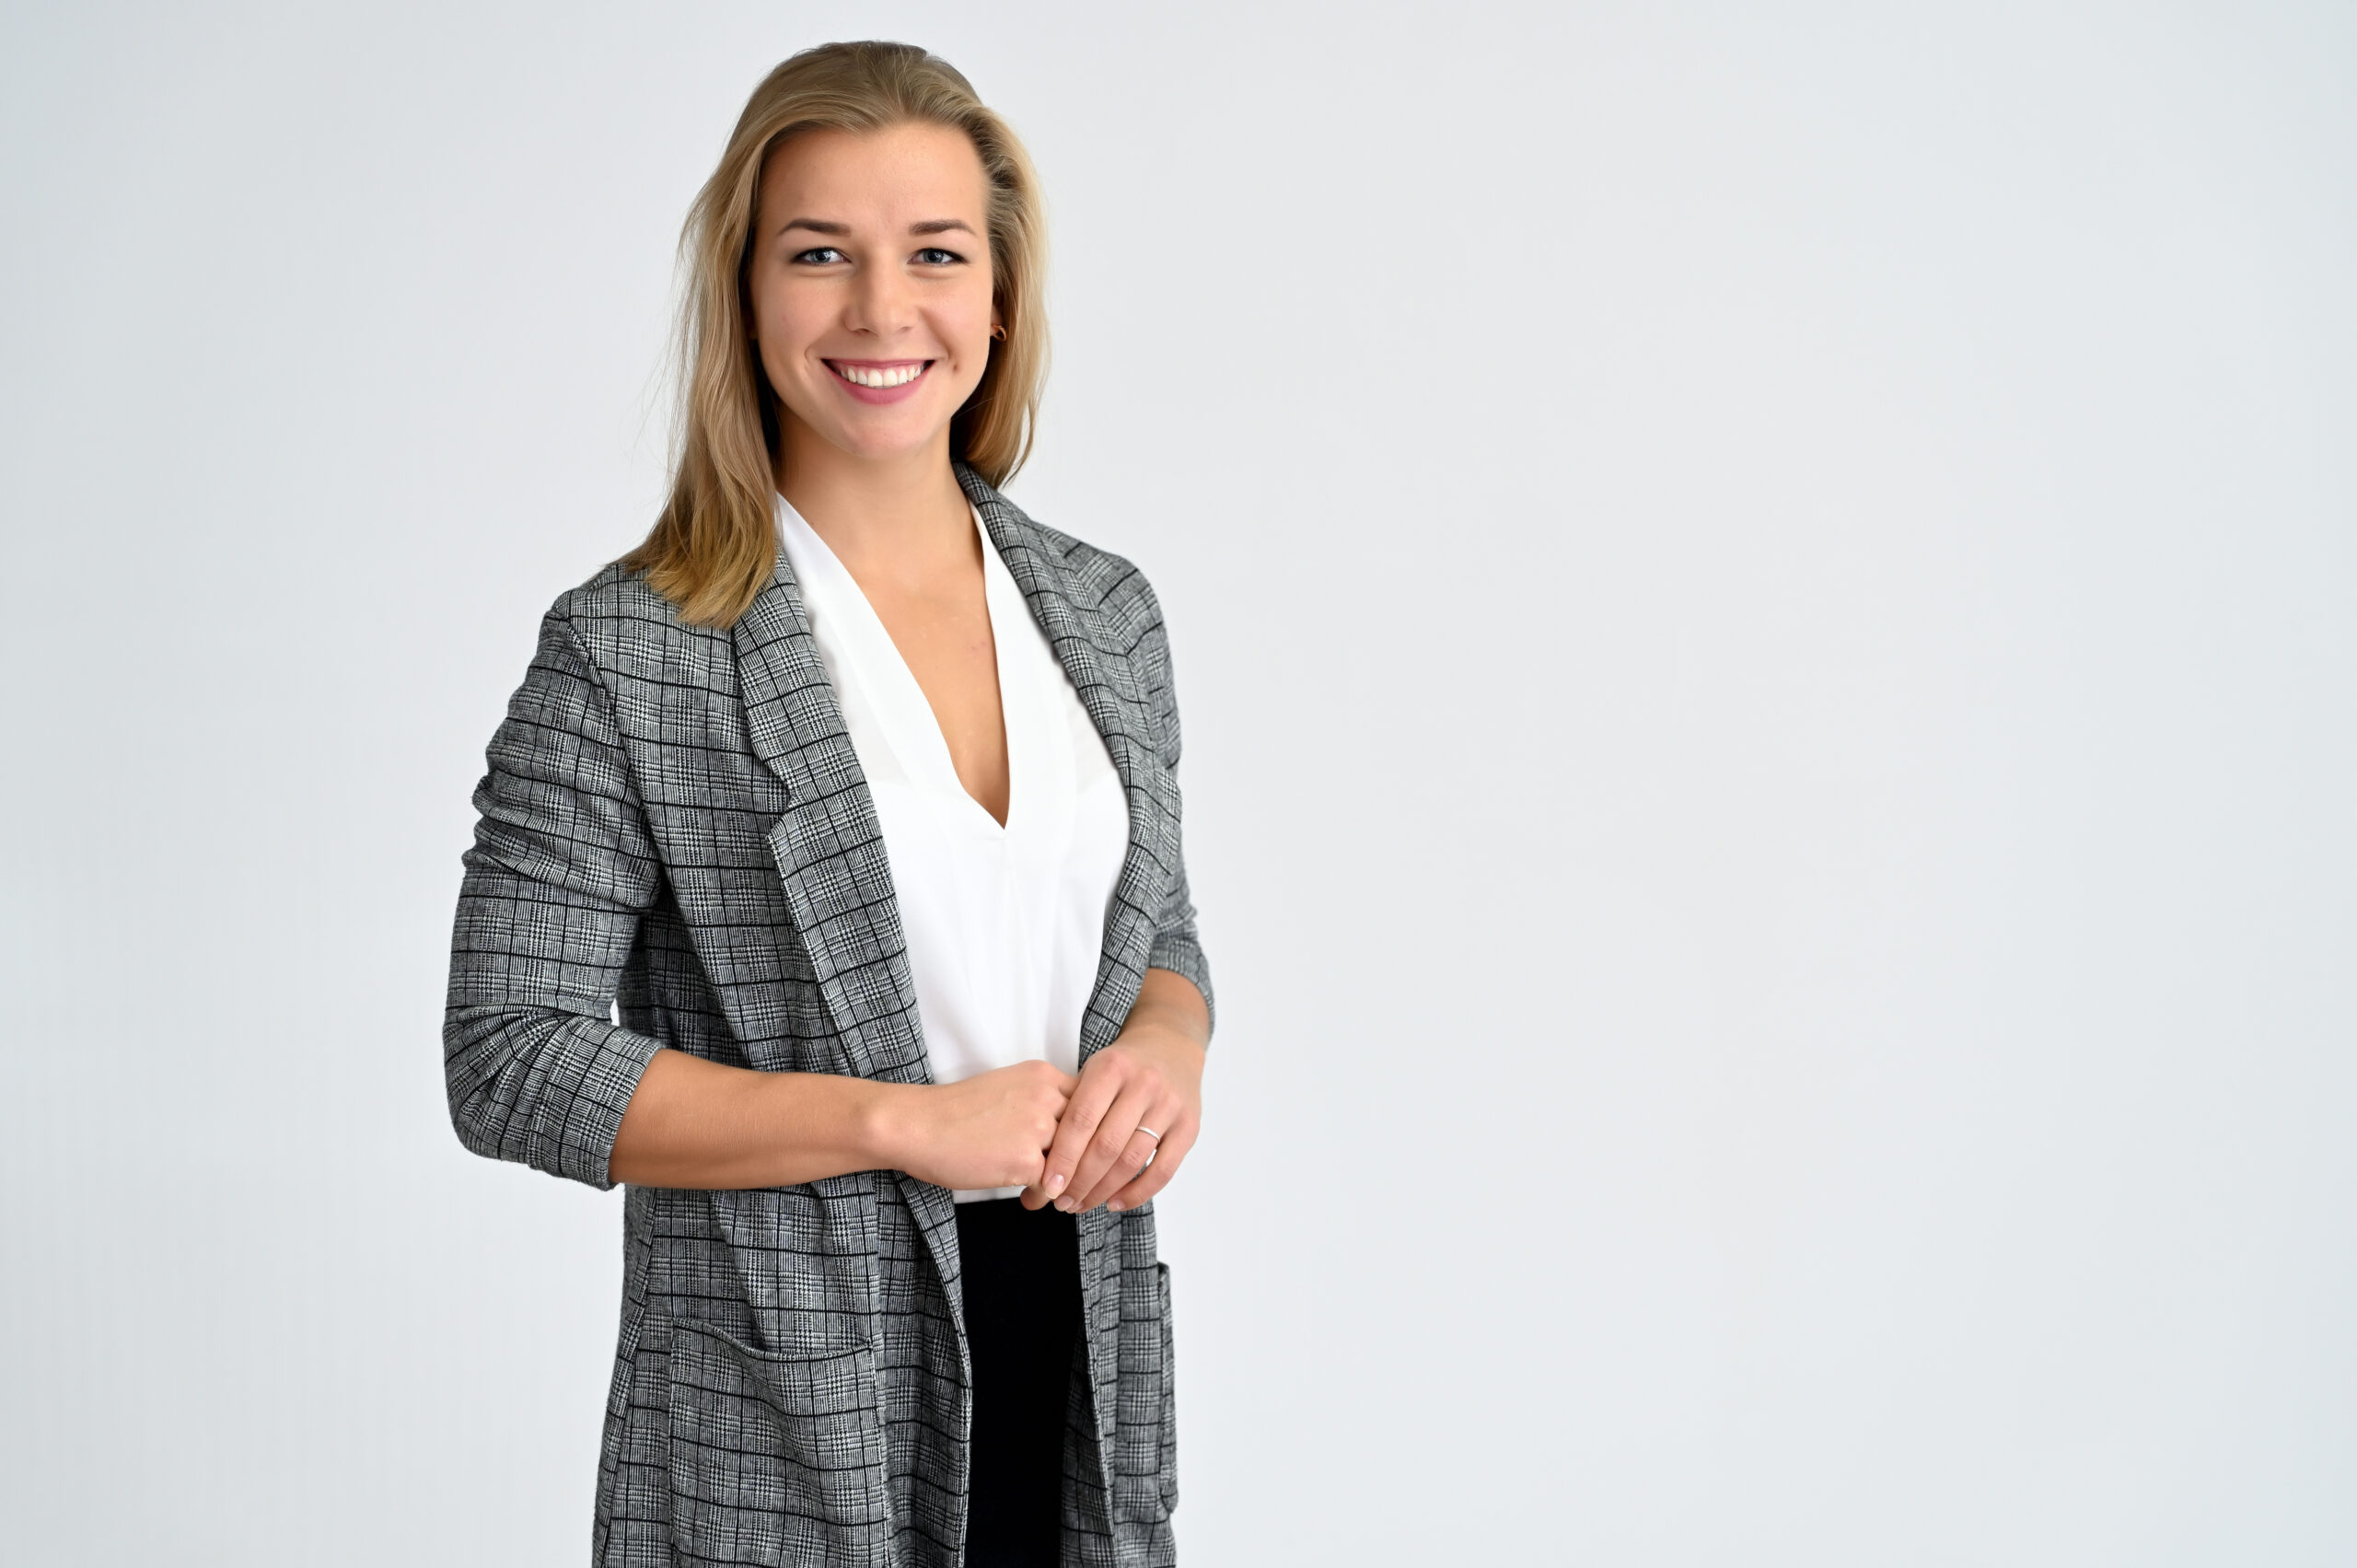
[444,462,1213,1568]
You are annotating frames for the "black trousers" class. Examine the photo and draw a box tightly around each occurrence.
[955,1195,1084,1568]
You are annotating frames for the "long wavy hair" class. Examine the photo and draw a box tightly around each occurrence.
[621,41,1050,627]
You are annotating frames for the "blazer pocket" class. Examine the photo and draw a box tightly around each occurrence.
[665,1319,881,1567]
[1156,1260,1178,1516]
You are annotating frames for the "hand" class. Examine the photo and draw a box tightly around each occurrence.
[1025,970,1209,1215]
[875,1059,1075,1193]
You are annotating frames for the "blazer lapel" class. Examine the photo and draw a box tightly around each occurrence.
[958,464,1177,1064]
[960,463,1184,1528]
[731,541,932,1089]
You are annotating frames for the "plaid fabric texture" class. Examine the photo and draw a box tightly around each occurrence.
[445,463,1212,1567]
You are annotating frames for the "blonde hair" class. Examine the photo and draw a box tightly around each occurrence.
[621,41,1049,627]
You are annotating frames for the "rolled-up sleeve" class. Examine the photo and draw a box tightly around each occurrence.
[1136,581,1216,1042]
[444,602,667,1190]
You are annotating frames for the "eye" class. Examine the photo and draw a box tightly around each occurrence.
[792,247,847,265]
[913,247,964,266]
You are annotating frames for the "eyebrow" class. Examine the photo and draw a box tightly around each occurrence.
[779,217,978,238]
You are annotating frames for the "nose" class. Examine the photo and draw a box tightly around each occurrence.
[842,257,916,341]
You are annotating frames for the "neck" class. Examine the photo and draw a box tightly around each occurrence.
[773,420,973,583]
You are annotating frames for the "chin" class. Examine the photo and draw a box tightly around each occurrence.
[794,396,969,461]
[818,421,946,464]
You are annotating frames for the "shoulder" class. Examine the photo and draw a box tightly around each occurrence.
[540,560,733,688]
[545,559,706,644]
[982,490,1190,762]
[986,491,1170,653]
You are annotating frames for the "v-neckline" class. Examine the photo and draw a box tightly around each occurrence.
[775,495,1026,839]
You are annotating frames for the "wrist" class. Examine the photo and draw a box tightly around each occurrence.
[850,1078,917,1172]
[1123,1010,1207,1063]
[1125,973,1211,1056]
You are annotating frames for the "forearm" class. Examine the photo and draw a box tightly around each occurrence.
[1131,965,1211,1051]
[608,1047,911,1190]
[605,974,1204,1191]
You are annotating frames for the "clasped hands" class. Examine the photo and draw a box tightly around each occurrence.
[887,989,1207,1215]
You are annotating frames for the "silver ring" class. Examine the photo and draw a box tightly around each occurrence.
[1136,1126,1162,1141]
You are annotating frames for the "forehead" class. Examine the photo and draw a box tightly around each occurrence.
[756,122,989,226]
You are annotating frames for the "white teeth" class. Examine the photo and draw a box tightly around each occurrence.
[837,363,923,388]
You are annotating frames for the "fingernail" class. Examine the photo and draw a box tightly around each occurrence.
[1108,1201,1125,1212]
[1046,1173,1065,1193]
[1055,1196,1075,1212]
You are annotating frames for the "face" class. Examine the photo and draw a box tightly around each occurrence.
[745,122,999,470]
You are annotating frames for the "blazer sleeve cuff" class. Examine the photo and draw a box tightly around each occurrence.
[1144,935,1216,1044]
[445,1006,668,1191]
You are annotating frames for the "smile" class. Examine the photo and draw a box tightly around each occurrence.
[828,359,931,389]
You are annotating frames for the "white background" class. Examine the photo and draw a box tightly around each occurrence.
[4,3,2352,1562]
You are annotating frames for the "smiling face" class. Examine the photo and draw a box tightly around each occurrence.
[746,122,1000,475]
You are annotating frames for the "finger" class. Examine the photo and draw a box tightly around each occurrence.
[1034,1063,1078,1109]
[1049,1073,1152,1212]
[1024,1096,1075,1210]
[1018,1151,1057,1208]
[1069,1119,1162,1212]
[1065,1085,1169,1212]
[1039,1060,1127,1207]
[1104,1118,1195,1213]
[1065,1082,1167,1212]
[1073,1125,1167,1213]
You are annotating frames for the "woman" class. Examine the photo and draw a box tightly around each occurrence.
[444,41,1213,1568]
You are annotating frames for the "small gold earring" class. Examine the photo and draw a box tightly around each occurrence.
[990,323,1007,342]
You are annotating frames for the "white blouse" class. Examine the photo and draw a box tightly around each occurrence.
[773,494,1132,1202]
